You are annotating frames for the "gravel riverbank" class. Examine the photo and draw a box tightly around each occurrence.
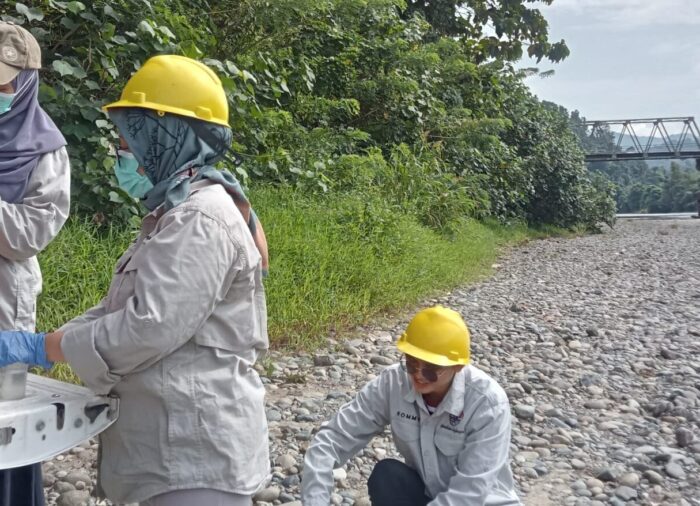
[43,218,700,506]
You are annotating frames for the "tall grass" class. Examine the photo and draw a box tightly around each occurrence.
[35,186,544,381]
[253,187,532,347]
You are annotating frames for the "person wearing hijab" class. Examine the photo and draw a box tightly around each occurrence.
[0,21,70,506]
[0,55,270,506]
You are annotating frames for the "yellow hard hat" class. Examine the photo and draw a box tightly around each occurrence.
[103,55,230,127]
[396,306,470,366]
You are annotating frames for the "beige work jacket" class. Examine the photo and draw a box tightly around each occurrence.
[0,147,70,331]
[60,181,270,503]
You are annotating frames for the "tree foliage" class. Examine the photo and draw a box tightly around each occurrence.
[404,0,569,62]
[3,0,611,231]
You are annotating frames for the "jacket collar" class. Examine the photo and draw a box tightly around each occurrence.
[142,178,215,233]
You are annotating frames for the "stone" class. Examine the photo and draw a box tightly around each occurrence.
[665,462,685,479]
[313,354,335,366]
[276,453,297,470]
[64,471,92,486]
[675,427,695,448]
[57,490,90,506]
[516,451,540,462]
[618,473,639,487]
[634,445,657,455]
[54,481,76,493]
[282,474,301,487]
[643,470,664,484]
[42,472,57,488]
[586,478,604,490]
[254,486,281,502]
[369,355,393,366]
[534,463,549,476]
[614,486,638,501]
[571,479,587,490]
[595,467,619,482]
[523,468,539,479]
[514,404,535,420]
[583,400,607,410]
[660,348,681,360]
[571,458,586,470]
[373,447,387,460]
[544,407,564,418]
[266,409,282,422]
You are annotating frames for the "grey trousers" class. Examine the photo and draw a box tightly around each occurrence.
[139,489,252,506]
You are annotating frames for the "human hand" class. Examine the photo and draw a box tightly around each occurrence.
[0,330,53,369]
[45,331,65,363]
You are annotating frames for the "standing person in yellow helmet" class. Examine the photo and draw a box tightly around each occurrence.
[302,306,521,505]
[0,55,270,505]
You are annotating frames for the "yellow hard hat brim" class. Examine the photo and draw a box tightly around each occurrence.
[102,100,231,128]
[397,338,469,367]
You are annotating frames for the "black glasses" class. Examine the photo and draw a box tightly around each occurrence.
[400,355,450,383]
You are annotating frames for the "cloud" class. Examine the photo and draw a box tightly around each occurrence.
[649,39,698,57]
[520,1,700,122]
[547,0,700,29]
[525,72,700,120]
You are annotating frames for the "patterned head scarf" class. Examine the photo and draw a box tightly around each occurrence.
[0,70,66,203]
[108,108,269,272]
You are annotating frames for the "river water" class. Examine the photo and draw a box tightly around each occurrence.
[617,212,697,220]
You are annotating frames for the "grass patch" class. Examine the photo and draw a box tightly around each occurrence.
[254,187,532,348]
[36,187,551,382]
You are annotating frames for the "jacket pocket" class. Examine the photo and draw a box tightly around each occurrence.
[105,258,138,312]
[435,431,465,457]
[392,417,421,442]
[193,269,267,353]
[14,258,41,331]
[391,417,421,462]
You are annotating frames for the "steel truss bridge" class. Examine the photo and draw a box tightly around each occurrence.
[583,117,700,163]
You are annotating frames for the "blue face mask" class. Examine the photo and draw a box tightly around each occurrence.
[115,150,154,199]
[0,92,15,115]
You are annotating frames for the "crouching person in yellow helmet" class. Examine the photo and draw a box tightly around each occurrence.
[301,306,521,506]
[0,55,270,505]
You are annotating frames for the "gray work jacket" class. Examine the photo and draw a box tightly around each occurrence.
[0,147,70,331]
[302,364,522,506]
[60,181,270,504]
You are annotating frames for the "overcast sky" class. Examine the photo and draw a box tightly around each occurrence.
[522,0,700,133]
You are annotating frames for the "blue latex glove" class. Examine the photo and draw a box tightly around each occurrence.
[0,331,53,369]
